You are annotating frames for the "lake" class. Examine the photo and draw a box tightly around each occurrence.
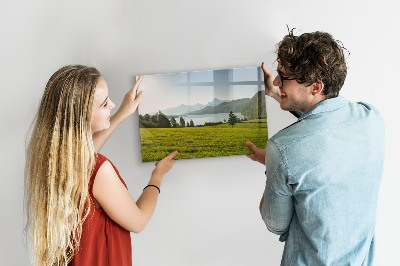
[169,113,244,126]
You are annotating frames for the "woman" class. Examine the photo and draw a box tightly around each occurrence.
[25,65,177,265]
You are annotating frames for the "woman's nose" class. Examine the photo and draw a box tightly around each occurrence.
[109,100,115,109]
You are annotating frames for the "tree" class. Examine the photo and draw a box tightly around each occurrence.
[140,111,172,128]
[186,122,190,127]
[151,112,158,124]
[179,116,185,127]
[189,119,194,127]
[139,114,157,128]
[156,111,171,128]
[170,117,177,128]
[228,111,237,128]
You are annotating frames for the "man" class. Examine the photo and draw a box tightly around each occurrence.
[246,31,385,265]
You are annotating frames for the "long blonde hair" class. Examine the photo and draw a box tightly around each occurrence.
[25,65,101,265]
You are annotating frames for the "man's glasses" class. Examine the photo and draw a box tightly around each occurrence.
[277,70,297,86]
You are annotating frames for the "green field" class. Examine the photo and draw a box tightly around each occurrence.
[140,119,268,161]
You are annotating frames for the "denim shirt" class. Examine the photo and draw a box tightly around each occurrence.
[260,96,385,266]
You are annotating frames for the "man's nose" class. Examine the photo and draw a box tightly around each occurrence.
[273,75,281,87]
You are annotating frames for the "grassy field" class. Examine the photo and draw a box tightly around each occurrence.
[140,119,268,161]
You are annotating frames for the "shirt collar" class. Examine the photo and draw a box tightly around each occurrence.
[298,95,350,121]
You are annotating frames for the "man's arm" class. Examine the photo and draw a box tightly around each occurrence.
[246,63,296,239]
[93,77,143,152]
[260,140,294,240]
[262,62,282,103]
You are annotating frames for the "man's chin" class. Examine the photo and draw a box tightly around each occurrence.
[279,103,290,111]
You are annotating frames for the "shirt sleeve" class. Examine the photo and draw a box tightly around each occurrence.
[260,139,294,241]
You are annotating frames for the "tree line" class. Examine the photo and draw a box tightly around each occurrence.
[139,110,244,128]
[139,111,194,128]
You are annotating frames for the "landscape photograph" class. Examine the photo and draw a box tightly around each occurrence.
[137,66,268,162]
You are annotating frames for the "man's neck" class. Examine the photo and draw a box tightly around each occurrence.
[301,95,327,113]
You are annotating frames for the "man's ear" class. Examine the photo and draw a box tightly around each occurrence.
[312,82,324,96]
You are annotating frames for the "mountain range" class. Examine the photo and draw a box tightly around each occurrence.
[160,98,229,116]
[159,90,266,119]
[187,98,250,115]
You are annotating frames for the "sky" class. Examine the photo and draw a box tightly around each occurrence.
[137,66,264,115]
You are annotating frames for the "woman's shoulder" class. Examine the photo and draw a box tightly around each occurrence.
[95,153,119,173]
[95,153,108,164]
[91,153,109,179]
[90,153,114,194]
[93,153,127,188]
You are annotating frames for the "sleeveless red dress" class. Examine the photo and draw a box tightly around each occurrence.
[69,153,132,266]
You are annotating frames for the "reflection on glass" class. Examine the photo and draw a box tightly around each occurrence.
[190,70,213,83]
[232,67,258,82]
[174,72,188,83]
[231,85,259,100]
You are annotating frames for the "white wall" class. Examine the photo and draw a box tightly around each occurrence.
[1,0,399,265]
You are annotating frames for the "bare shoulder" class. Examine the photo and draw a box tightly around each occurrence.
[93,160,127,199]
[97,160,116,177]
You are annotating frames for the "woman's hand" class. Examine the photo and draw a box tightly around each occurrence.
[152,151,179,178]
[262,62,282,103]
[115,76,144,120]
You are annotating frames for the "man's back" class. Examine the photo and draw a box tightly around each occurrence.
[261,96,385,265]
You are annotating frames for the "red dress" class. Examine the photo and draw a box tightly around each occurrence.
[69,153,132,266]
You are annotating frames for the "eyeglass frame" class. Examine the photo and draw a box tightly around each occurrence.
[277,69,297,86]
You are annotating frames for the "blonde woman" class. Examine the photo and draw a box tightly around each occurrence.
[25,65,178,266]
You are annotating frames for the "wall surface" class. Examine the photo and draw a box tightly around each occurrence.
[1,0,399,265]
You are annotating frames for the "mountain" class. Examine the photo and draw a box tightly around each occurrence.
[186,90,266,118]
[161,103,205,116]
[187,98,250,115]
[241,90,267,119]
[160,98,229,116]
[205,98,229,107]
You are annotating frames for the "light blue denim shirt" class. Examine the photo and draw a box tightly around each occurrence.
[261,96,385,266]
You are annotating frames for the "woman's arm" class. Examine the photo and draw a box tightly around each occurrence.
[92,76,143,152]
[93,151,178,233]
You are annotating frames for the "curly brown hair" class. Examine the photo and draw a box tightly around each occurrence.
[277,30,348,98]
